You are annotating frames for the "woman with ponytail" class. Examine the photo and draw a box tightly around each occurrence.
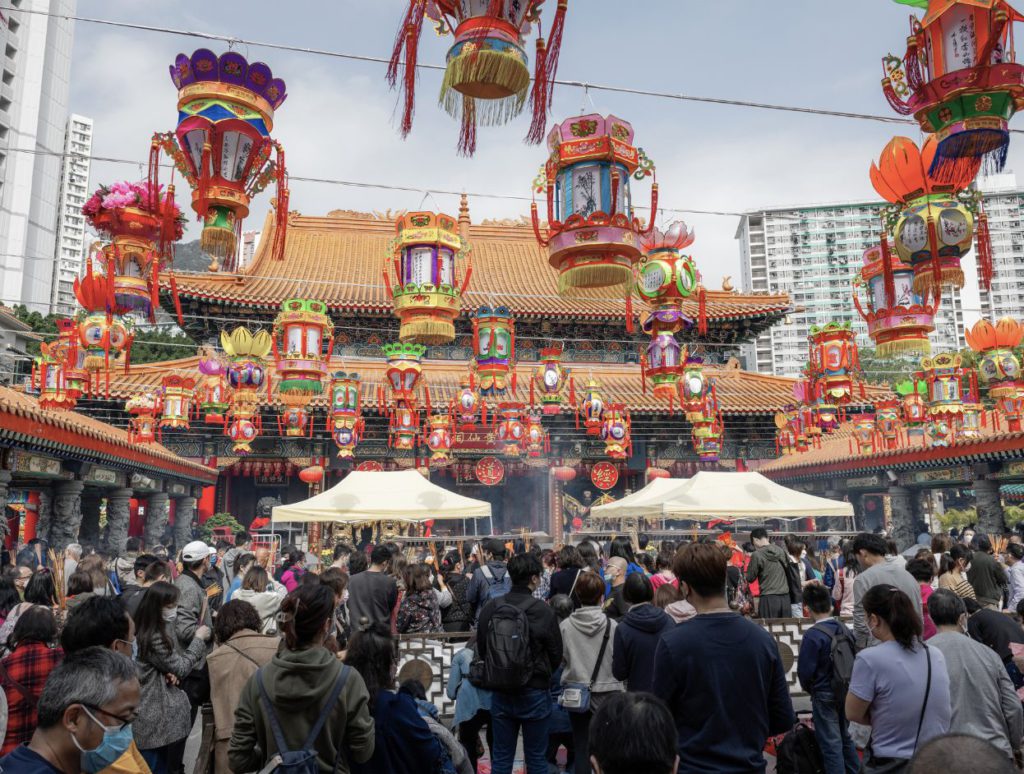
[345,619,446,774]
[229,584,376,773]
[845,585,951,773]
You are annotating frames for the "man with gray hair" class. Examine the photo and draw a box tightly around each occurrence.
[927,588,1023,762]
[0,647,141,772]
[63,543,82,595]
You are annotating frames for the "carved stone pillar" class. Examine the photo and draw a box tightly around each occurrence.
[0,471,11,545]
[173,496,197,552]
[887,486,917,551]
[35,488,53,545]
[78,490,103,549]
[51,480,85,552]
[974,478,1006,536]
[103,489,134,556]
[144,493,170,551]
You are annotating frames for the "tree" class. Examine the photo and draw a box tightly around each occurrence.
[858,347,919,389]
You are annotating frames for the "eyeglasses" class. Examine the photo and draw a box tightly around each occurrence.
[80,703,137,732]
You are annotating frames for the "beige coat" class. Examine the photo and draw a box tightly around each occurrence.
[207,630,280,773]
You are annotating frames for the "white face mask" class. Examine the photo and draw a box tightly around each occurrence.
[162,608,177,623]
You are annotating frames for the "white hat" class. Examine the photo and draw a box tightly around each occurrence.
[182,540,216,562]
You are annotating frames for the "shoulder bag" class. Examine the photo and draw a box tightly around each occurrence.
[559,619,611,714]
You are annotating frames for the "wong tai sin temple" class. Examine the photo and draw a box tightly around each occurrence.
[70,203,881,539]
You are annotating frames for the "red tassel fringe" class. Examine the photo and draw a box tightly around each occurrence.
[526,37,548,145]
[697,287,707,335]
[458,101,477,157]
[976,210,994,290]
[399,6,425,138]
[543,0,568,110]
[625,293,634,334]
[880,232,896,308]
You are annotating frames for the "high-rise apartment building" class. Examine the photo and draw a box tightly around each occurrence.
[0,0,78,314]
[50,113,91,315]
[237,230,262,270]
[976,173,1024,323]
[737,201,965,377]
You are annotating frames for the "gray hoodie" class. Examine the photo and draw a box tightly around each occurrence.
[560,606,626,695]
[745,542,790,597]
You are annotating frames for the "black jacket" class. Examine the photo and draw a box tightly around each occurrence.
[604,585,630,621]
[611,603,673,693]
[476,585,563,691]
[441,572,472,632]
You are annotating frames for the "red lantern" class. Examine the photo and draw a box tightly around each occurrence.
[299,465,324,484]
[552,466,577,482]
[356,460,384,472]
[646,468,670,481]
[495,402,527,458]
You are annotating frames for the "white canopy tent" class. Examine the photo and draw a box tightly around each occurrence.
[589,477,691,519]
[272,470,493,531]
[658,471,854,520]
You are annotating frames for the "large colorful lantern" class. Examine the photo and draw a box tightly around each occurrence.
[919,353,967,447]
[157,374,196,434]
[473,306,515,397]
[495,402,527,458]
[870,135,990,294]
[896,380,930,442]
[636,221,704,401]
[577,377,605,436]
[532,114,657,296]
[881,0,1024,179]
[382,342,427,450]
[853,242,938,358]
[966,317,1023,397]
[425,413,454,465]
[386,0,569,153]
[874,398,904,450]
[126,392,159,444]
[532,343,571,414]
[852,415,878,455]
[454,376,482,431]
[32,338,79,412]
[692,391,724,463]
[600,404,632,460]
[775,412,798,456]
[678,351,708,421]
[71,269,134,395]
[81,181,185,322]
[385,212,470,345]
[221,327,272,455]
[524,413,548,458]
[807,322,860,405]
[272,298,332,438]
[153,49,288,266]
[329,372,364,458]
[194,349,232,426]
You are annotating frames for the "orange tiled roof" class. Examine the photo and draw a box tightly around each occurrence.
[759,416,1024,481]
[0,385,217,484]
[163,210,794,322]
[107,356,886,417]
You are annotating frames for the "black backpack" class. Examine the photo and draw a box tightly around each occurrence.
[255,665,351,773]
[812,621,856,698]
[474,598,537,691]
[775,722,825,774]
[781,558,802,604]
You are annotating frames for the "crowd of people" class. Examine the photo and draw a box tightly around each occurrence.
[0,525,1022,773]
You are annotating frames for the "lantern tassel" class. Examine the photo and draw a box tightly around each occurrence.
[543,0,568,109]
[169,272,184,327]
[697,285,708,335]
[399,1,425,137]
[272,143,289,262]
[976,209,994,291]
[457,100,477,157]
[526,37,548,145]
[460,265,473,295]
[568,376,576,407]
[640,355,647,395]
[529,378,535,407]
[531,201,549,247]
[880,232,896,308]
[625,293,634,334]
[147,139,161,207]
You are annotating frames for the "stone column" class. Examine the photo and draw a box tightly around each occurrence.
[974,478,1006,536]
[50,480,85,552]
[887,486,917,551]
[0,471,11,545]
[173,496,197,552]
[103,489,134,556]
[143,493,170,551]
[35,488,53,545]
[78,490,102,549]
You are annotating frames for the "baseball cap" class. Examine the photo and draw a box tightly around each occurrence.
[182,540,216,562]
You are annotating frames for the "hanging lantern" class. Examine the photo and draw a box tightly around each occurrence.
[678,351,708,421]
[125,392,159,444]
[552,465,577,482]
[299,465,324,484]
[157,374,196,433]
[852,415,878,455]
[578,377,605,436]
[532,343,571,414]
[870,135,989,294]
[152,49,288,266]
[81,180,184,322]
[226,411,261,455]
[896,380,930,442]
[600,404,632,461]
[383,342,427,450]
[385,212,470,344]
[273,298,333,397]
[329,371,363,458]
[881,0,1024,179]
[775,413,798,456]
[524,413,548,458]
[386,0,569,154]
[646,467,671,481]
[425,413,454,465]
[874,398,904,450]
[919,353,967,447]
[959,402,985,440]
[473,306,515,397]
[779,405,809,454]
[194,349,232,425]
[637,221,706,400]
[71,267,134,396]
[532,114,657,296]
[995,391,1024,431]
[812,398,841,434]
[453,376,481,432]
[33,337,79,412]
[807,322,860,405]
[221,326,271,455]
[692,388,724,463]
[853,242,938,358]
[966,317,1024,398]
[495,402,527,458]
[277,405,310,438]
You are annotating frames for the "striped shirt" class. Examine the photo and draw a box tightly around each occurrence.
[939,572,977,600]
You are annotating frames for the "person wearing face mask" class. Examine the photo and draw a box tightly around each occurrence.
[0,647,142,774]
[926,589,1022,763]
[938,544,977,600]
[175,541,216,729]
[230,584,376,773]
[132,580,211,774]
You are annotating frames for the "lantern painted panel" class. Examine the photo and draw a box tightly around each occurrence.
[425,414,454,465]
[195,349,232,425]
[874,399,903,450]
[495,402,526,458]
[157,374,196,431]
[533,344,570,414]
[579,378,605,436]
[966,317,1024,398]
[473,306,515,397]
[126,392,159,444]
[853,415,877,455]
[273,298,333,400]
[807,322,859,404]
[600,404,632,460]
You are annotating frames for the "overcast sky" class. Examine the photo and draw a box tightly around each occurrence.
[67,0,1024,290]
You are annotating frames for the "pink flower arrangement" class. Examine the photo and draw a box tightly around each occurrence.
[83,180,186,241]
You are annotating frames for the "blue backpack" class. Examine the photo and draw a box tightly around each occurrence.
[255,665,351,774]
[480,564,511,602]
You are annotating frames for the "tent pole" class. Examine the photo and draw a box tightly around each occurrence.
[488,514,493,536]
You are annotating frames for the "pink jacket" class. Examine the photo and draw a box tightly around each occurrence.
[664,599,697,625]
